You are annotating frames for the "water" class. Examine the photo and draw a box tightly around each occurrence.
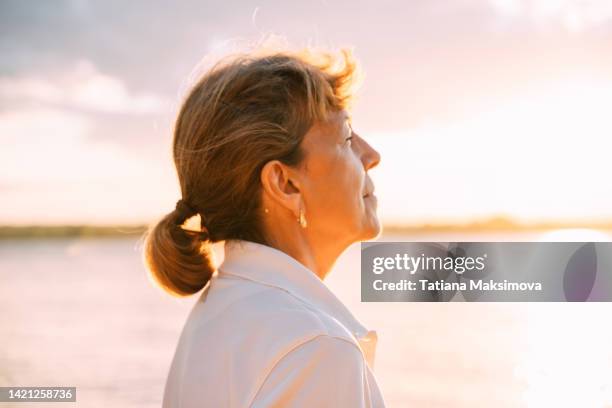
[1,233,612,407]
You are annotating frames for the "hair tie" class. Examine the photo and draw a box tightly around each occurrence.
[174,199,210,241]
[175,199,199,222]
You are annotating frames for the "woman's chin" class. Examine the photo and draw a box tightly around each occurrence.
[361,195,380,238]
[360,216,381,241]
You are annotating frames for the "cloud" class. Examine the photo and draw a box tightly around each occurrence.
[0,58,178,224]
[0,107,178,224]
[488,0,612,31]
[0,60,169,114]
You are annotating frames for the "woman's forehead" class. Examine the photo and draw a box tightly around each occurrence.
[319,109,349,131]
[318,110,348,133]
[301,110,348,151]
[330,109,350,123]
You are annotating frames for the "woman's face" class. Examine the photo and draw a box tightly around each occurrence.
[298,109,381,246]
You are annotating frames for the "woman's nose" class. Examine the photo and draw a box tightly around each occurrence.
[359,135,381,171]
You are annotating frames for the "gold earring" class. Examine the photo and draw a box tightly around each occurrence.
[264,208,269,214]
[298,208,307,228]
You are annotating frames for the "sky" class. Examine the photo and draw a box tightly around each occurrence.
[1,0,612,226]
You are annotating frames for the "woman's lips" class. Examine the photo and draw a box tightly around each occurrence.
[363,193,377,202]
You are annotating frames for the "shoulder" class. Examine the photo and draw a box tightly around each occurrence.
[198,273,356,343]
[238,285,360,349]
[194,273,361,369]
[250,335,371,407]
[165,274,366,407]
[175,275,360,405]
[269,333,365,370]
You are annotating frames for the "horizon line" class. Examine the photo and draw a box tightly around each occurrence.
[2,216,612,238]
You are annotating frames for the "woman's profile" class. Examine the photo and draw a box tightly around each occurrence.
[144,45,385,407]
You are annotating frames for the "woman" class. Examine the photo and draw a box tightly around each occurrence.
[144,47,385,407]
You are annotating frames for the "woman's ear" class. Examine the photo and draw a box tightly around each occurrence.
[260,160,302,217]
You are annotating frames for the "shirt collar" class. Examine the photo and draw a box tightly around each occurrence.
[218,239,377,367]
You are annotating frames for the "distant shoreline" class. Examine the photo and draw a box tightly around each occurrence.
[0,225,149,239]
[1,217,612,239]
[384,216,612,234]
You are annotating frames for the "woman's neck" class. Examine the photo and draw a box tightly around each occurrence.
[263,227,347,280]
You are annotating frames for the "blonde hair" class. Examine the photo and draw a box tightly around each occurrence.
[143,47,360,296]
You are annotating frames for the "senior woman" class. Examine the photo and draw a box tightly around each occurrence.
[144,47,384,407]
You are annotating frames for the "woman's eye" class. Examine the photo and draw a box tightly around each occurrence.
[345,136,353,145]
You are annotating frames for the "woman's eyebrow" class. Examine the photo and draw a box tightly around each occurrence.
[342,118,352,134]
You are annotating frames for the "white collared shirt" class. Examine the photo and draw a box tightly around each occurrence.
[162,240,385,408]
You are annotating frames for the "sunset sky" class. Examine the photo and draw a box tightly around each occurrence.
[1,0,612,225]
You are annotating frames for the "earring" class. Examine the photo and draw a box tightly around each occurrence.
[298,208,307,228]
[264,208,269,214]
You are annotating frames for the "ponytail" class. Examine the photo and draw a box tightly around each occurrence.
[144,201,215,297]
